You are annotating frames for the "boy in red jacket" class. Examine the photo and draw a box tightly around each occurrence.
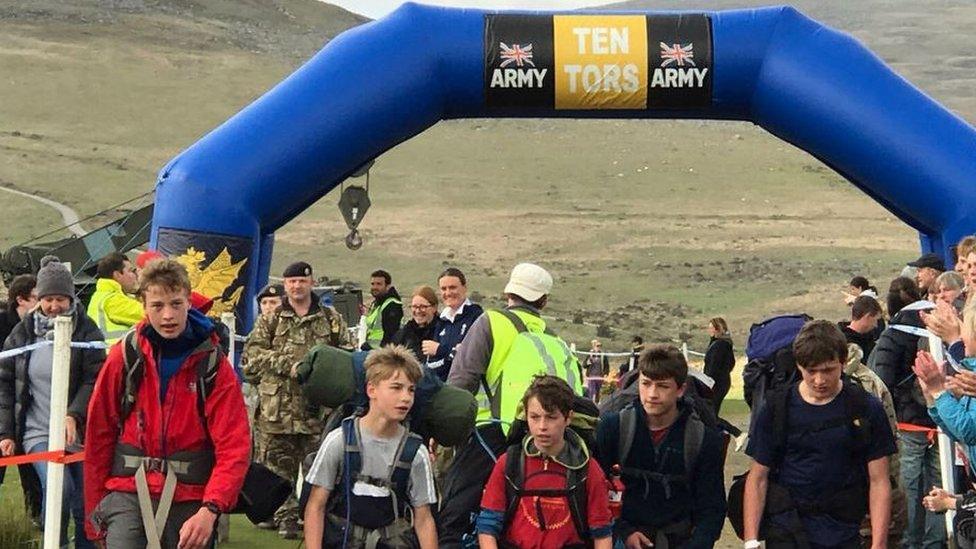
[477,375,612,549]
[84,259,250,548]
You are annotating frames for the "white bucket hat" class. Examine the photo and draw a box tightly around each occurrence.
[503,263,553,302]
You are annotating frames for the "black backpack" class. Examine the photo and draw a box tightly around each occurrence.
[742,314,812,436]
[727,379,873,539]
[501,441,590,544]
[299,413,423,533]
[118,329,221,430]
[615,403,706,500]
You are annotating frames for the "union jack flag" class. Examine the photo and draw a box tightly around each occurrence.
[659,42,696,67]
[499,42,535,68]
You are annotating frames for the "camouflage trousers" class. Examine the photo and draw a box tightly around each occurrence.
[254,431,320,527]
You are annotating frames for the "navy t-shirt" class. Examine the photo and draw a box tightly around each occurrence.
[746,384,896,546]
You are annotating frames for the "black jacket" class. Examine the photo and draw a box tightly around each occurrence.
[0,307,105,446]
[596,401,727,548]
[391,318,440,363]
[703,337,735,383]
[839,322,878,364]
[0,309,21,350]
[869,305,932,427]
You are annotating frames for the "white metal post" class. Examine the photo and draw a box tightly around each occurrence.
[221,313,236,365]
[929,335,956,547]
[681,342,690,362]
[43,316,72,549]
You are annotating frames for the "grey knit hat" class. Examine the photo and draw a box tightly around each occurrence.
[36,255,74,300]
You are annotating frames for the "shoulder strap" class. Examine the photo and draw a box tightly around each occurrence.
[389,432,423,504]
[194,344,223,433]
[769,386,791,467]
[566,463,590,541]
[683,413,706,476]
[842,380,872,454]
[618,405,638,467]
[339,417,362,487]
[119,330,145,431]
[502,444,525,531]
[495,308,529,334]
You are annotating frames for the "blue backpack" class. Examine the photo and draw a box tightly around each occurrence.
[742,314,811,415]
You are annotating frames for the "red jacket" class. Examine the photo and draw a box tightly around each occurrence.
[480,439,613,549]
[84,319,250,540]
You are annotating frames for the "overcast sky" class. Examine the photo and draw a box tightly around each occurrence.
[326,1,615,19]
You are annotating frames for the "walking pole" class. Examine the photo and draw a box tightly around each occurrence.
[43,316,72,549]
[929,335,957,548]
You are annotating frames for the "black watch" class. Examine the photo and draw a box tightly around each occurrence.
[202,502,221,517]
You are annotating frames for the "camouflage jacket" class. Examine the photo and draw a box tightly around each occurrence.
[243,298,350,434]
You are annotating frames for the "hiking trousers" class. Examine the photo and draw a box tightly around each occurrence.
[899,431,947,549]
[92,491,215,549]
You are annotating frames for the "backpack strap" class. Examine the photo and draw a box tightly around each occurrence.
[502,444,524,533]
[618,405,638,467]
[683,412,706,478]
[565,463,590,541]
[841,379,872,457]
[501,443,591,541]
[194,344,223,435]
[389,431,423,518]
[495,308,529,334]
[768,385,792,467]
[339,417,363,491]
[119,329,145,432]
[119,328,223,433]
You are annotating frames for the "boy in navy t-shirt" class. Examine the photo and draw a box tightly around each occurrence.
[743,320,896,549]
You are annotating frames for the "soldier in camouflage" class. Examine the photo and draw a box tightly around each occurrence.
[242,261,351,539]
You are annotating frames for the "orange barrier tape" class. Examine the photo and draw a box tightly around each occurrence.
[0,450,84,467]
[898,422,938,445]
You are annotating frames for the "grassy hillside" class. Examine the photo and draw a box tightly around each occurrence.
[0,0,971,353]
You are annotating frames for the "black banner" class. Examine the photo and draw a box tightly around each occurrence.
[483,13,713,110]
[156,228,252,323]
[646,14,713,109]
[484,14,555,109]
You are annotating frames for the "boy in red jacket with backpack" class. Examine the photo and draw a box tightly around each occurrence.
[477,375,612,549]
[84,259,250,548]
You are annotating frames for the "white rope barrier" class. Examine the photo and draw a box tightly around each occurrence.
[573,349,635,358]
[0,339,108,360]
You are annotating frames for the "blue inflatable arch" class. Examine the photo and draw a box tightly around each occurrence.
[151,3,976,330]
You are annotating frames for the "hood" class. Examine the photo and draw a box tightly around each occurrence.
[522,428,590,470]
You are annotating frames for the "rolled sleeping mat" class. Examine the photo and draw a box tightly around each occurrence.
[298,344,477,446]
[297,345,366,409]
[413,383,477,447]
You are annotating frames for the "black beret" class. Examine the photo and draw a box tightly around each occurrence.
[257,283,284,300]
[282,261,313,278]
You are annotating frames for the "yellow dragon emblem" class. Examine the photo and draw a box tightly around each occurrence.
[175,246,247,317]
